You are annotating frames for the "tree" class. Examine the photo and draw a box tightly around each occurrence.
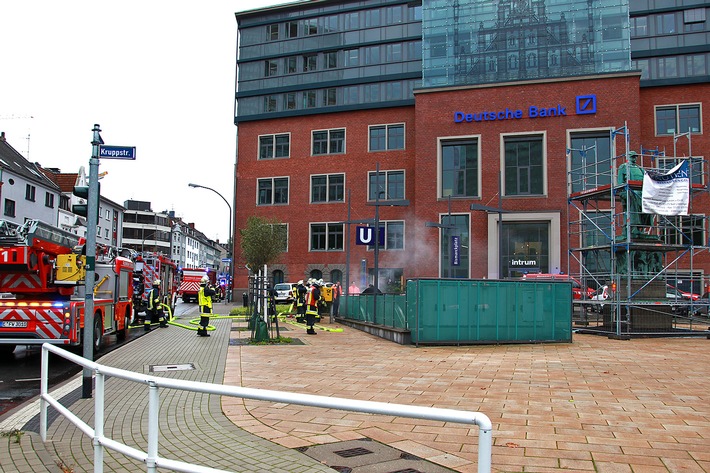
[239,216,287,270]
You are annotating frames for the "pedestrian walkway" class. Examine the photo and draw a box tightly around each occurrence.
[1,302,710,472]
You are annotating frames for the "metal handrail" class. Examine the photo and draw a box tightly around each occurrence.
[40,343,493,473]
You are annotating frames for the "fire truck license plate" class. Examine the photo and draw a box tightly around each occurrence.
[1,321,28,328]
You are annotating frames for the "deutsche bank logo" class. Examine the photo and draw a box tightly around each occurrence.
[576,95,597,115]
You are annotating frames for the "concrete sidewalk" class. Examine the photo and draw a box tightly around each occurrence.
[1,302,710,472]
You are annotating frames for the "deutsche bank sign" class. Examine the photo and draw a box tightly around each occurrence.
[453,94,597,124]
[356,226,385,246]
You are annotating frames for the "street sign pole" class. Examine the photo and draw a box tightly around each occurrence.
[82,124,102,399]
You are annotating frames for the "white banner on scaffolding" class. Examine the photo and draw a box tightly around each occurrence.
[642,160,689,215]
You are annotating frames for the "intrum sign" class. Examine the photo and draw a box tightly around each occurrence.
[99,145,136,160]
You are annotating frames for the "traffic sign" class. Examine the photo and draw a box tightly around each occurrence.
[99,145,136,160]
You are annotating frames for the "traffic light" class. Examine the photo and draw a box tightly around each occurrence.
[72,185,89,217]
[72,184,100,219]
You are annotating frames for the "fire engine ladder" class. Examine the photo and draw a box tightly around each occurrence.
[16,219,81,250]
[0,220,23,246]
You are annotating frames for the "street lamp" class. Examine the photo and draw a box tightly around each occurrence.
[188,183,234,302]
[366,163,409,324]
[469,171,509,279]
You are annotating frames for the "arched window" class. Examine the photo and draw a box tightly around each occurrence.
[272,270,284,284]
[310,269,323,280]
[330,269,343,283]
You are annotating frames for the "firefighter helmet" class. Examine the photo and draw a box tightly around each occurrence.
[152,279,161,286]
[200,275,209,285]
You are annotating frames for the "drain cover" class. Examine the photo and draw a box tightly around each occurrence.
[298,438,455,472]
[334,447,374,458]
[149,363,195,373]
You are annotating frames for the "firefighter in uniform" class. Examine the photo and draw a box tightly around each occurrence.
[304,279,322,335]
[145,279,168,331]
[294,280,307,322]
[197,275,216,337]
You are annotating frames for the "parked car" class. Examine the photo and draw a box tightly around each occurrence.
[666,285,700,316]
[522,273,595,301]
[273,282,296,303]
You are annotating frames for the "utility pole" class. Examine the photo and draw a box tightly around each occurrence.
[82,124,102,398]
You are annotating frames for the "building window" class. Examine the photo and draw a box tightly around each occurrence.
[330,269,342,284]
[325,51,337,69]
[267,24,279,41]
[4,199,15,217]
[257,177,289,205]
[264,95,277,112]
[310,269,323,280]
[272,269,284,284]
[310,223,344,251]
[311,174,345,203]
[664,215,705,246]
[25,184,36,202]
[259,133,290,160]
[303,54,317,72]
[45,192,54,208]
[323,88,337,106]
[286,56,297,74]
[286,21,299,38]
[504,135,544,196]
[441,139,479,198]
[304,18,318,35]
[344,49,359,67]
[264,60,278,77]
[630,16,648,37]
[655,104,701,135]
[569,132,612,194]
[285,93,296,110]
[502,222,550,278]
[368,221,405,250]
[655,13,676,34]
[312,128,345,155]
[303,91,317,108]
[369,170,404,201]
[369,124,405,151]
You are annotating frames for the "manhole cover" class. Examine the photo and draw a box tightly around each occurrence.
[149,363,195,373]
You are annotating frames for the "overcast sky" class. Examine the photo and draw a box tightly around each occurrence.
[0,0,292,243]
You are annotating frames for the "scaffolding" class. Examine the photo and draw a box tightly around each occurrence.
[567,124,710,336]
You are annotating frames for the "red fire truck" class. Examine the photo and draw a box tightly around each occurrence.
[0,220,134,356]
[132,252,178,322]
[178,268,220,303]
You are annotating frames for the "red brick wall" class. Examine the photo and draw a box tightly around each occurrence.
[413,74,642,278]
[233,74,709,288]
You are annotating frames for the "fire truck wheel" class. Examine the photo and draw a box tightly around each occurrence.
[93,314,104,355]
[117,309,130,341]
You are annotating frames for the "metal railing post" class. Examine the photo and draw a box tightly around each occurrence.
[147,381,159,472]
[94,371,105,473]
[40,345,49,442]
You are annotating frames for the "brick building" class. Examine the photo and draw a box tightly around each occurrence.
[233,0,709,293]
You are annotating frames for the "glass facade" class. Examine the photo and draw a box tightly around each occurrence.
[422,0,631,88]
[236,0,705,123]
[235,0,423,122]
[631,3,710,85]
